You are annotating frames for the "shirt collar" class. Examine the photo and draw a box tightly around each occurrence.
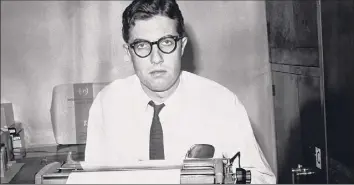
[134,71,185,112]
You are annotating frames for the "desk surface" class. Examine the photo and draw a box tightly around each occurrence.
[9,145,85,184]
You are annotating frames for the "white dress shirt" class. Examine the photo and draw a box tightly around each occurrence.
[84,71,276,184]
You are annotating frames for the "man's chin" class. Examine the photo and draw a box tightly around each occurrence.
[149,86,170,92]
[144,76,180,93]
[148,81,177,92]
[147,79,172,92]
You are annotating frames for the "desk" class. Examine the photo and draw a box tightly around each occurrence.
[7,145,354,184]
[9,145,85,184]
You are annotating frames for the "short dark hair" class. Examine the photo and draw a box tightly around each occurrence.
[122,0,186,43]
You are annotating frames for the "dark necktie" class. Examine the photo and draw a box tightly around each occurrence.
[148,100,165,160]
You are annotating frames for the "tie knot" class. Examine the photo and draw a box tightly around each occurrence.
[148,101,165,115]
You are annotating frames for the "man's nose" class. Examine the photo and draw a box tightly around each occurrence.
[150,45,163,64]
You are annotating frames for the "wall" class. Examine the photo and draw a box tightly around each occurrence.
[1,1,276,173]
[1,1,75,145]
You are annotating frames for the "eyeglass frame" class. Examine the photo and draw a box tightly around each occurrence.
[128,35,184,58]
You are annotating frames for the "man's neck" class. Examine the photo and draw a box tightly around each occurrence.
[141,78,180,104]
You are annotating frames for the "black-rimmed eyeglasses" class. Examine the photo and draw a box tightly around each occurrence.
[129,35,183,58]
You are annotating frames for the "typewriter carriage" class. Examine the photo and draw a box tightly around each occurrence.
[35,144,251,184]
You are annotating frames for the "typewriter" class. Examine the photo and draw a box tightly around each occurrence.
[35,144,251,184]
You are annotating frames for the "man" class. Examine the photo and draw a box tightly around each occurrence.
[84,0,276,183]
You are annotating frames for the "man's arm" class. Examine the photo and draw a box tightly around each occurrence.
[84,93,106,164]
[220,94,276,184]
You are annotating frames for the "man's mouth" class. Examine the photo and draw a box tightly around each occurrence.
[150,70,167,77]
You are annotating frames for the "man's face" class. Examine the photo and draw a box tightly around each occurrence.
[124,15,188,92]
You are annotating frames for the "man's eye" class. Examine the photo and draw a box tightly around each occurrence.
[161,39,173,46]
[136,42,149,49]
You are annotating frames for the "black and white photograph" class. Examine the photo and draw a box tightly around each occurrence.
[1,0,353,184]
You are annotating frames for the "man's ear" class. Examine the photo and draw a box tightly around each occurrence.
[181,37,188,56]
[123,43,132,62]
[123,44,131,56]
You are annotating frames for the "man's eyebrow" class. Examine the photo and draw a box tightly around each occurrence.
[162,34,174,38]
[131,38,148,43]
[131,34,176,43]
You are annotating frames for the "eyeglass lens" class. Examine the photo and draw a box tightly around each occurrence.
[133,37,177,58]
